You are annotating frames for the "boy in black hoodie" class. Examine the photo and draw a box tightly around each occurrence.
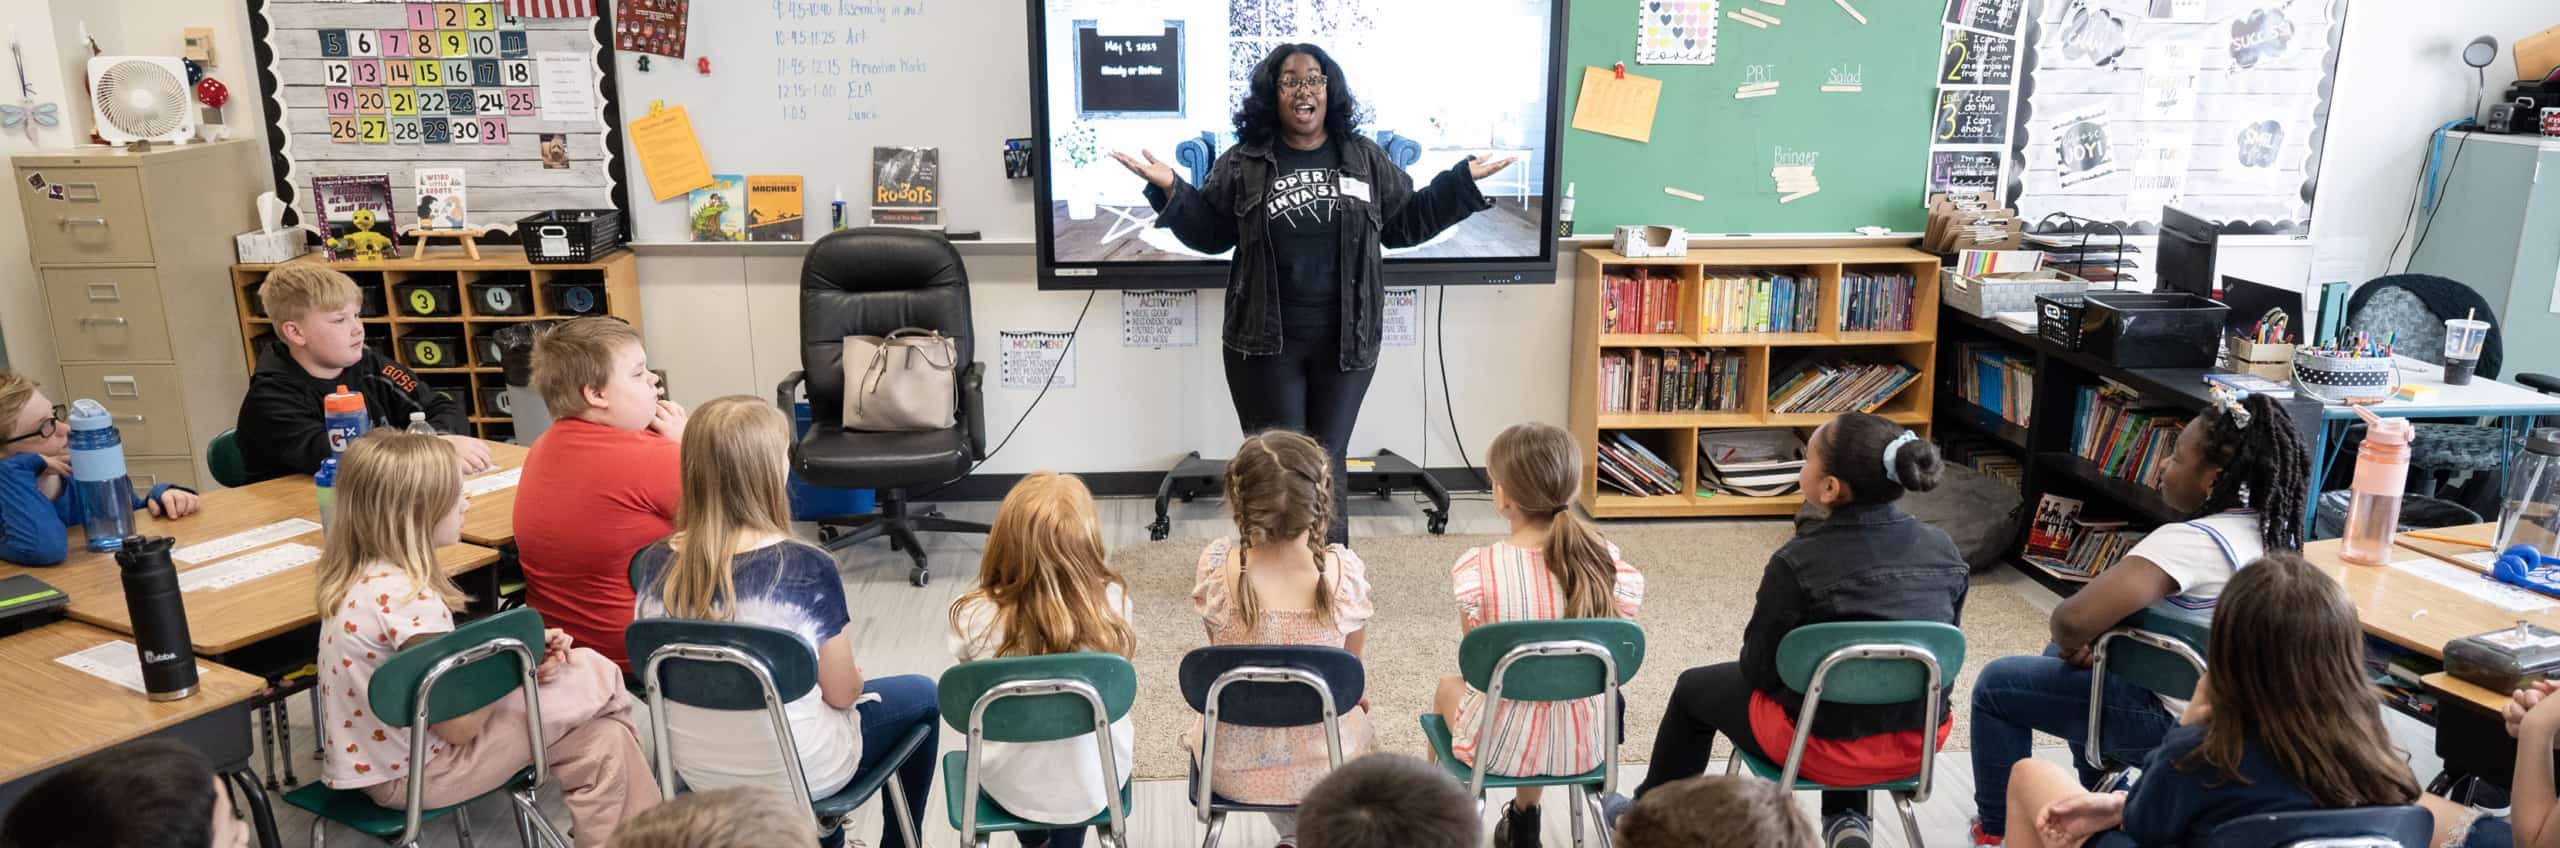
[234,264,487,483]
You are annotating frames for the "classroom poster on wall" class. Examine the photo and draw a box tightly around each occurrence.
[1383,287,1421,347]
[1923,1,2024,206]
[2003,0,2349,232]
[1635,0,1718,65]
[1001,331,1078,389]
[1120,289,1197,348]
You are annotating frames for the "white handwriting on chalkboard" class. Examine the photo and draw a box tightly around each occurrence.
[1773,146,1819,167]
[1101,65,1165,78]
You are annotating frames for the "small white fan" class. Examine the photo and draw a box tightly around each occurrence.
[88,56,195,146]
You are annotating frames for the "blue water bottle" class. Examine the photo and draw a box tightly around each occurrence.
[316,456,339,528]
[65,399,137,553]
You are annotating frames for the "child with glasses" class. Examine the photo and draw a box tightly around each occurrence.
[0,372,198,565]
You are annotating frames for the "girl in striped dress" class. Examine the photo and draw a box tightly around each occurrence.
[1435,422,1645,848]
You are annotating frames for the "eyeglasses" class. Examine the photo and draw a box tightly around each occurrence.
[1279,76,1329,92]
[5,405,65,444]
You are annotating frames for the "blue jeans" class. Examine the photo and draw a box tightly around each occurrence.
[820,674,941,848]
[1968,647,2180,837]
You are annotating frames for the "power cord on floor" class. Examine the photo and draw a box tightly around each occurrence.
[910,290,1097,502]
[1436,286,1493,493]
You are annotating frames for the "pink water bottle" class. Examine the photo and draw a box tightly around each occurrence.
[2340,406,2412,565]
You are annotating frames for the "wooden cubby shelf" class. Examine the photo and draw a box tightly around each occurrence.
[231,248,641,442]
[1569,245,1940,519]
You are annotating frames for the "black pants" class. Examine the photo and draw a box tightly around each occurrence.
[1634,663,1868,817]
[1223,322,1375,548]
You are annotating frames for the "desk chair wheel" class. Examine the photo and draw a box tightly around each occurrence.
[1180,489,1197,503]
[910,565,930,587]
[1427,510,1448,535]
[818,526,842,543]
[1149,517,1172,541]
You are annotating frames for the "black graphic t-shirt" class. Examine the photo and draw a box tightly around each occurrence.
[1267,140,1344,329]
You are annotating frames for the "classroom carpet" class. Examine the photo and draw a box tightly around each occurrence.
[1117,519,2057,779]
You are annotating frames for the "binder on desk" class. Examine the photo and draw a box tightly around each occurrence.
[2315,281,2351,348]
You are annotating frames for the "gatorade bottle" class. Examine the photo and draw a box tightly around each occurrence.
[316,456,339,527]
[2340,406,2413,566]
[325,385,369,454]
[65,400,137,553]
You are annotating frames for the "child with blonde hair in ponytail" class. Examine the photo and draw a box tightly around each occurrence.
[947,471,1137,848]
[629,396,937,848]
[1438,422,1645,848]
[1186,430,1376,844]
[1624,412,1969,848]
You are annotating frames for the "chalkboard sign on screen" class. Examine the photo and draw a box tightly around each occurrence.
[1074,21,1183,118]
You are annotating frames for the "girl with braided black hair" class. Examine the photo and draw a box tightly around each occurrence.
[1965,390,2310,845]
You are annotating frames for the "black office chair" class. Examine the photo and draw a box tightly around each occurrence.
[775,228,989,587]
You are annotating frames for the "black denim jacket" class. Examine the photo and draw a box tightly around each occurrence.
[1145,134,1490,371]
[1741,502,1971,739]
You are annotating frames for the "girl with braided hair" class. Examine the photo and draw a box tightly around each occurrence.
[1967,390,2310,846]
[1437,422,1645,848]
[1185,429,1377,843]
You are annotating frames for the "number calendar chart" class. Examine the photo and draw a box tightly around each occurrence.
[252,1,623,234]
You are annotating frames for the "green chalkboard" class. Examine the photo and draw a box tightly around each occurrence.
[1561,0,1941,235]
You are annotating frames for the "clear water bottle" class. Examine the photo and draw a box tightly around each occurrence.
[316,456,339,528]
[65,399,137,553]
[2341,406,2413,566]
[2495,429,2560,553]
[405,411,437,435]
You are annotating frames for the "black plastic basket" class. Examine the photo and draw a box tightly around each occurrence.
[517,209,626,264]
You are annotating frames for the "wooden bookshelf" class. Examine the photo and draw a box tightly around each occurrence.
[1568,245,1940,519]
[230,248,641,442]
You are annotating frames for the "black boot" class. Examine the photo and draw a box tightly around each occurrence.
[1493,799,1542,848]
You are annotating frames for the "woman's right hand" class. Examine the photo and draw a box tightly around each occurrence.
[1110,150,1177,192]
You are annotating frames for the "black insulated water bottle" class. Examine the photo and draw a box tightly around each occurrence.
[115,535,197,701]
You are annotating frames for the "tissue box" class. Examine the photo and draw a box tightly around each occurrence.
[235,229,303,264]
[1612,225,1688,258]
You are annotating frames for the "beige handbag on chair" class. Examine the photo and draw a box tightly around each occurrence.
[841,328,958,431]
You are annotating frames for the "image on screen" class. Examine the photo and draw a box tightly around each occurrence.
[1032,0,1559,277]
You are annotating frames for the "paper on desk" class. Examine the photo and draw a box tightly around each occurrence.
[629,105,714,201]
[465,467,524,497]
[2391,557,2558,612]
[1571,66,1661,143]
[57,640,209,695]
[172,518,321,565]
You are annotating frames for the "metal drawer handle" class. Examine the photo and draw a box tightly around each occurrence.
[76,315,128,325]
[62,182,100,202]
[58,217,108,228]
[115,414,144,424]
[84,282,121,301]
[102,376,139,398]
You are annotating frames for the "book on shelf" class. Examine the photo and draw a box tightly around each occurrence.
[1699,270,1819,334]
[1602,267,1683,335]
[1954,344,2034,426]
[2024,493,2085,559]
[1598,432,1683,496]
[1969,453,2024,490]
[1840,270,1917,332]
[2201,371,2294,399]
[1599,348,1744,413]
[1767,355,1920,414]
[2070,385,2190,489]
[2020,493,2148,581]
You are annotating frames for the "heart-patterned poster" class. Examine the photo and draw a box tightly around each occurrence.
[1636,0,1719,65]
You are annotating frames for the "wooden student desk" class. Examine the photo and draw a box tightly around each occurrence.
[0,472,500,657]
[2308,522,2546,791]
[0,621,280,846]
[460,440,530,548]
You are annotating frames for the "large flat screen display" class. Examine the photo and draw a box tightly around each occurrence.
[1028,0,1566,288]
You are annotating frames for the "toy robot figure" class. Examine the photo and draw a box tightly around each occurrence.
[331,208,396,261]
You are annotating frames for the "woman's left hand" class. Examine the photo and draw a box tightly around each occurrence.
[1467,156,1517,181]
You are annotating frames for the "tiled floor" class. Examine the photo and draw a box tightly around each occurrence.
[265,494,2441,847]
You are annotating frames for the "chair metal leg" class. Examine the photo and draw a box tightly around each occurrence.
[1588,788,1616,848]
[1199,811,1226,848]
[1569,785,1588,848]
[258,704,280,790]
[513,791,570,848]
[307,817,328,848]
[1894,793,1924,848]
[310,685,324,757]
[885,771,921,848]
[275,702,297,787]
[1724,753,1740,775]
[453,806,474,847]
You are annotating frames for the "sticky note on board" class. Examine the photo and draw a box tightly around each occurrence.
[1570,65,1662,143]
[628,105,715,201]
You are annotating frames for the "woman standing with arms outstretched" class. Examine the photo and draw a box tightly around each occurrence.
[1115,43,1514,547]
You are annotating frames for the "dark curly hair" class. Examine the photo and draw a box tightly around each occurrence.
[2191,392,2308,550]
[1234,43,1360,148]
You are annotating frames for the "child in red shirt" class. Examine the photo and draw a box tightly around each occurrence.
[514,318,686,669]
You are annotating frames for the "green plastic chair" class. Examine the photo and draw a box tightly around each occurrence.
[284,606,568,848]
[935,653,1137,848]
[2086,607,2208,780]
[208,428,248,489]
[1724,621,1965,848]
[625,619,932,848]
[1418,619,1646,848]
